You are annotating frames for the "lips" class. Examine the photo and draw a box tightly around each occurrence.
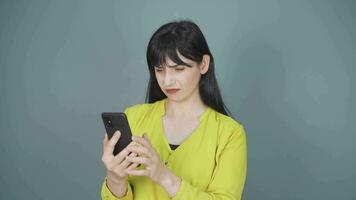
[165,89,180,94]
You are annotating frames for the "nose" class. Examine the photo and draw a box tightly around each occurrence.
[163,70,175,86]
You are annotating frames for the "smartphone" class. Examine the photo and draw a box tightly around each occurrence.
[101,112,132,156]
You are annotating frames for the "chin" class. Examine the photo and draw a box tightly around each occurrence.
[166,95,189,103]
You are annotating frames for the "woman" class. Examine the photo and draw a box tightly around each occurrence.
[101,20,247,200]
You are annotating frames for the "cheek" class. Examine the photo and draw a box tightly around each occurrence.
[180,71,201,87]
[155,73,163,85]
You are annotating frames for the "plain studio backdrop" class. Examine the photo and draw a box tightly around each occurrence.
[0,1,355,199]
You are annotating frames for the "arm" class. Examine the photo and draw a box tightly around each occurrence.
[101,106,138,200]
[101,176,133,200]
[170,125,247,200]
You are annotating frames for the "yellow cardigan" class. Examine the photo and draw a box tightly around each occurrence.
[101,98,247,200]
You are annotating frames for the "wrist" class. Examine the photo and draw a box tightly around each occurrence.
[159,169,181,197]
[107,176,126,185]
[107,172,126,184]
[106,177,128,198]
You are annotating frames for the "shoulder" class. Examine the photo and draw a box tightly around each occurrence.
[124,102,152,116]
[214,111,244,133]
[123,100,162,125]
[124,101,159,117]
[211,110,247,148]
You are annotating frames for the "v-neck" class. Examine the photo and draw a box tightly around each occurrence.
[157,98,211,155]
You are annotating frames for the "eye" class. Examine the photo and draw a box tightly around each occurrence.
[175,68,185,71]
[155,68,164,73]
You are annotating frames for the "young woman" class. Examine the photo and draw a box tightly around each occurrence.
[101,20,247,200]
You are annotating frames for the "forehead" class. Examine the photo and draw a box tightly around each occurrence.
[165,57,178,66]
[160,54,195,68]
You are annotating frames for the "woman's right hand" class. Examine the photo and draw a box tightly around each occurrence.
[101,130,139,183]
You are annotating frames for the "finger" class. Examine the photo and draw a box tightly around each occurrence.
[127,162,140,171]
[142,133,153,150]
[103,132,108,144]
[127,152,141,169]
[121,152,138,169]
[126,169,149,176]
[128,152,137,157]
[126,145,151,158]
[111,142,136,166]
[102,133,108,153]
[121,156,134,169]
[122,153,139,170]
[108,131,121,147]
[143,133,152,145]
[103,131,121,156]
[117,150,139,170]
[132,135,151,149]
[125,156,150,165]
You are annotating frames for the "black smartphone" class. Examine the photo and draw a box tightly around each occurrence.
[101,112,132,156]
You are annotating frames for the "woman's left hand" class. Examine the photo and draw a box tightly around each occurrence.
[125,133,181,197]
[125,133,166,183]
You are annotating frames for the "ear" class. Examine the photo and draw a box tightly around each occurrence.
[199,54,210,75]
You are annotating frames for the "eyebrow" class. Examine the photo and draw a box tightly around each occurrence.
[167,64,180,68]
[154,64,183,68]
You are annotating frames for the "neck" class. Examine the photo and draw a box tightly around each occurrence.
[165,93,207,119]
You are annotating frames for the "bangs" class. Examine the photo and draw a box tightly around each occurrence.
[148,34,193,69]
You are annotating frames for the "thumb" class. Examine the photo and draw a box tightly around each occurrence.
[143,133,151,143]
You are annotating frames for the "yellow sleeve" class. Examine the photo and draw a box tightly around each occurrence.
[172,125,247,200]
[101,177,133,200]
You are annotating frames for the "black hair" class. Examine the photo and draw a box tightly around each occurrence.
[145,20,231,116]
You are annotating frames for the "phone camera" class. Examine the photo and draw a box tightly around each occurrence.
[106,120,112,128]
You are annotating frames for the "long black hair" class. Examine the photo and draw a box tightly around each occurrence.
[145,20,231,116]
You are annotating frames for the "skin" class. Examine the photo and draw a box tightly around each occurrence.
[155,51,210,118]
[102,51,210,198]
[102,131,139,197]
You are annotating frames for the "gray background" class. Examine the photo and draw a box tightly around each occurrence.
[1,0,355,199]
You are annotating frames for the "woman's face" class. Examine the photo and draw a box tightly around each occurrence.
[154,52,210,102]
